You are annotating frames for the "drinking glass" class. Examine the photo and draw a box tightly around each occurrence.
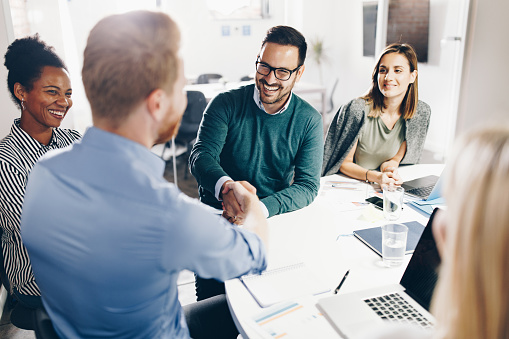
[382,223,408,267]
[383,186,404,221]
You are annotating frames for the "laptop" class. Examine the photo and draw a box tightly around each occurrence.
[402,175,442,200]
[317,208,441,338]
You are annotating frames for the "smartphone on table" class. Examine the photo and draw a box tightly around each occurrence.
[365,196,383,210]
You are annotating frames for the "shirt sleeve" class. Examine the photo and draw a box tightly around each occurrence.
[260,114,324,217]
[162,193,267,281]
[0,161,25,236]
[189,94,232,198]
[215,176,232,201]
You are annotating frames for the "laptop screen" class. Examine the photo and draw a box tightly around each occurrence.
[400,208,441,310]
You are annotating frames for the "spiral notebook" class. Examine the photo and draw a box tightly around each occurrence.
[240,263,331,307]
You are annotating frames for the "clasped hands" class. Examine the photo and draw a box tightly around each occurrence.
[379,161,403,189]
[221,180,257,225]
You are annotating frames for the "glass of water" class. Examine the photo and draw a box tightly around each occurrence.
[382,223,408,267]
[383,186,404,221]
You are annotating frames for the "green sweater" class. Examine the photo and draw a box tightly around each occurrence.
[190,84,323,217]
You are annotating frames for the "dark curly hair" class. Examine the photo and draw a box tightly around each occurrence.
[4,34,67,109]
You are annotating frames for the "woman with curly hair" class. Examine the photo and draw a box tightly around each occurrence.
[0,34,81,309]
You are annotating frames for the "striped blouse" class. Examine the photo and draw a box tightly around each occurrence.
[0,118,81,296]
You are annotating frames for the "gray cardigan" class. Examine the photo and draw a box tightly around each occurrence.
[322,98,431,176]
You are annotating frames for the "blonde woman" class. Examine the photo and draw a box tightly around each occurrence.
[431,126,509,339]
[360,125,509,338]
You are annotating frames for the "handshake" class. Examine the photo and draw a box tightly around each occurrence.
[220,180,259,225]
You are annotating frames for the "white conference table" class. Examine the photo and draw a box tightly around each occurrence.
[185,81,327,114]
[225,164,444,338]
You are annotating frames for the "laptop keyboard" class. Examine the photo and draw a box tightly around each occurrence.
[364,293,433,329]
[407,185,434,198]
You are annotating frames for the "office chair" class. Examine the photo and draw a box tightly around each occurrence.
[161,91,207,179]
[34,307,60,339]
[240,74,254,82]
[196,73,223,84]
[10,302,37,330]
[0,229,36,330]
[0,229,12,295]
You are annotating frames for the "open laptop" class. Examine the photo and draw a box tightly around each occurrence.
[402,174,442,200]
[317,208,441,339]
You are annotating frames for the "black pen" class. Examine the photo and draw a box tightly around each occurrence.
[334,270,350,294]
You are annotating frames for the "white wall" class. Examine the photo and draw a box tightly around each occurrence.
[165,0,287,82]
[0,0,18,139]
[26,0,91,132]
[3,0,506,153]
[414,0,470,158]
[299,0,473,159]
[301,0,377,108]
[66,0,287,84]
[456,0,509,136]
[66,0,159,71]
[0,0,90,137]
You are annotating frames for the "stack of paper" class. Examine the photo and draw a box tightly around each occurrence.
[249,297,341,338]
[240,263,330,307]
[408,197,445,215]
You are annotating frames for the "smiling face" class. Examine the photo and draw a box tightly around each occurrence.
[377,52,417,104]
[255,42,304,114]
[18,66,73,131]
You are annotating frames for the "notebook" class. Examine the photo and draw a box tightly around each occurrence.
[240,262,330,307]
[353,221,425,256]
[402,175,441,199]
[317,208,441,338]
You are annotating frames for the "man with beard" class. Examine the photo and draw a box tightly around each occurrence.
[190,26,323,300]
[20,11,267,339]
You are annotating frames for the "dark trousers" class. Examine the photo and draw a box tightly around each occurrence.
[184,294,238,339]
[195,275,225,301]
[13,288,43,309]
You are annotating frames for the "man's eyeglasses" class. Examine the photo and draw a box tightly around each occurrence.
[255,61,301,81]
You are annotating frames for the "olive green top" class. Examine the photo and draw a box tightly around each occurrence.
[354,107,405,170]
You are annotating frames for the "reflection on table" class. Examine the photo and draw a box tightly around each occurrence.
[185,80,327,114]
[225,164,444,339]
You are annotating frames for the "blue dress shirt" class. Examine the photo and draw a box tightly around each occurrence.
[21,127,266,338]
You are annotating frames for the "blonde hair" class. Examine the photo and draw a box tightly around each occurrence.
[361,43,418,120]
[431,126,509,339]
[82,10,180,127]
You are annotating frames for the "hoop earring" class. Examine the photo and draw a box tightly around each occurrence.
[21,99,26,111]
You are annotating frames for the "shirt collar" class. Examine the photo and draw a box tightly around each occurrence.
[12,118,61,148]
[253,85,292,115]
[82,126,166,178]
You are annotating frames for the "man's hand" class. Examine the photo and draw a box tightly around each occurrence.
[221,181,257,225]
[221,181,268,246]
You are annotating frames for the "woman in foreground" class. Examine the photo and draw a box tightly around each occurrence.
[362,125,509,338]
[430,126,509,338]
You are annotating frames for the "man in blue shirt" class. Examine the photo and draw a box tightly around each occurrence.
[20,11,267,339]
